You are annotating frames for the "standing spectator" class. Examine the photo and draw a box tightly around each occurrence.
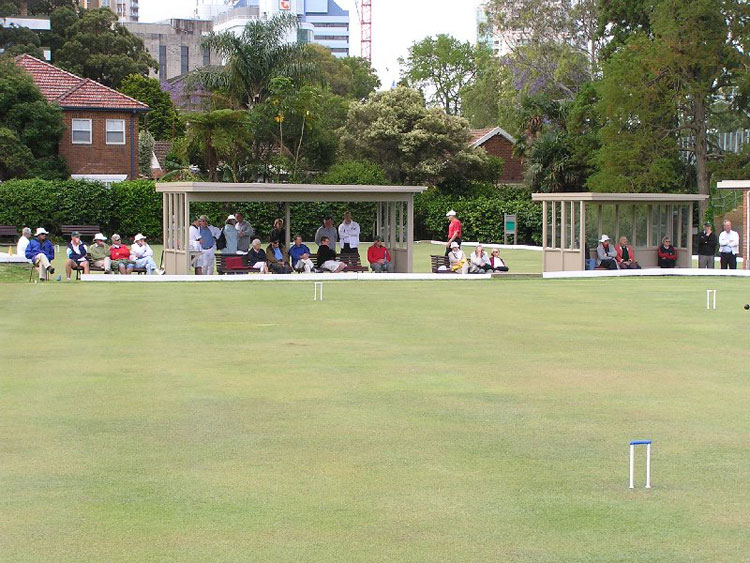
[445,210,462,256]
[469,244,492,273]
[266,240,292,273]
[25,227,54,281]
[697,222,717,269]
[367,237,391,272]
[248,239,269,273]
[222,215,239,254]
[316,236,346,272]
[596,235,618,270]
[269,218,285,246]
[448,241,468,273]
[131,234,162,275]
[718,219,739,270]
[338,211,360,257]
[615,236,640,269]
[16,227,31,258]
[196,215,221,275]
[235,212,254,252]
[110,234,134,275]
[289,235,315,273]
[315,217,338,251]
[657,236,677,268]
[188,216,202,251]
[489,248,509,272]
[65,231,89,280]
[88,233,111,273]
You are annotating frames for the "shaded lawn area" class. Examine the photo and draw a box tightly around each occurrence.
[1,277,748,562]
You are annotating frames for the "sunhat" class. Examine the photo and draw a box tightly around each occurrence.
[93,233,107,241]
[34,227,49,236]
[227,214,236,221]
[599,234,610,243]
[134,233,147,241]
[446,210,457,217]
[450,241,459,249]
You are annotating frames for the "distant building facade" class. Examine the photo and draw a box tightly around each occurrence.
[0,15,51,59]
[78,0,139,22]
[470,127,524,184]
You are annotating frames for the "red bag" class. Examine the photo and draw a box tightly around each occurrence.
[225,256,243,270]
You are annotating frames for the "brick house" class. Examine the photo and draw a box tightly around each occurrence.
[469,127,524,184]
[15,54,149,184]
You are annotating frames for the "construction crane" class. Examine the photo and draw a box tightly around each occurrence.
[353,0,372,62]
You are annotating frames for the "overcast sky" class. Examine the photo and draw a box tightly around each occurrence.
[139,0,483,88]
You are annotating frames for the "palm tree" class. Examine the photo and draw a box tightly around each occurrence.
[191,13,312,109]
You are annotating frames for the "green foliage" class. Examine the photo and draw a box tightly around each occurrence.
[340,56,380,100]
[0,0,74,16]
[316,160,387,186]
[119,73,184,140]
[0,22,44,58]
[460,51,513,128]
[138,129,154,178]
[183,109,253,182]
[304,45,380,101]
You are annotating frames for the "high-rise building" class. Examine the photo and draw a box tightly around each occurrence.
[80,0,139,22]
[304,0,349,58]
[476,3,523,56]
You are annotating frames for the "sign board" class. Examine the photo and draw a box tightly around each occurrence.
[504,213,517,245]
[279,0,291,9]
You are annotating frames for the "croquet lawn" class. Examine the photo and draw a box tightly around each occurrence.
[1,277,748,562]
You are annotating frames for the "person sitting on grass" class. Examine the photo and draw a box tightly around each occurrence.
[596,235,618,270]
[448,241,468,274]
[110,234,134,275]
[130,234,163,275]
[88,233,111,273]
[316,236,346,272]
[657,236,677,268]
[469,244,492,273]
[367,237,391,272]
[266,240,292,274]
[289,235,314,273]
[489,248,509,272]
[65,231,89,280]
[615,236,640,269]
[16,227,31,258]
[248,238,269,274]
[25,227,55,281]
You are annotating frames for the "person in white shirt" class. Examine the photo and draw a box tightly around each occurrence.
[338,211,360,256]
[195,215,222,275]
[448,241,469,274]
[469,244,492,273]
[718,219,740,270]
[16,227,31,258]
[130,233,163,275]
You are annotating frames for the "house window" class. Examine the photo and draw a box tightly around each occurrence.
[106,119,126,145]
[71,119,92,144]
[180,45,189,75]
[202,46,210,66]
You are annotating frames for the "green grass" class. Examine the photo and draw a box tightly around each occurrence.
[1,277,748,561]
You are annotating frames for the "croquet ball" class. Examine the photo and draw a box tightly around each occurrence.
[744,304,749,310]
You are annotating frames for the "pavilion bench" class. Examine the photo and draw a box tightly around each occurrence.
[216,253,261,275]
[0,225,18,247]
[61,225,100,240]
[431,254,458,273]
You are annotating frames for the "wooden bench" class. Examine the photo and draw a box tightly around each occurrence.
[0,225,18,246]
[61,225,100,240]
[216,253,261,275]
[339,253,368,272]
[431,254,458,273]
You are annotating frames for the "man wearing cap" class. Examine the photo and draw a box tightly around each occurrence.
[367,236,391,272]
[130,234,162,275]
[338,211,360,257]
[315,217,338,251]
[445,210,462,256]
[234,212,254,253]
[697,221,717,269]
[110,234,134,274]
[596,235,618,270]
[65,231,90,279]
[25,227,55,281]
[16,227,31,258]
[88,233,111,273]
[718,219,739,270]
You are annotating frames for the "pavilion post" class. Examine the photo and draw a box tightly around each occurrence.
[407,195,414,273]
[183,194,191,275]
[579,201,586,269]
[389,202,397,253]
[284,202,291,247]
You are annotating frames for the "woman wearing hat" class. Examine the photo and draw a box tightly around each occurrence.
[448,241,468,274]
[596,235,618,270]
[88,233,111,273]
[130,233,162,275]
[222,215,239,254]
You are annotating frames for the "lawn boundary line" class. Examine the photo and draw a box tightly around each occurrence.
[543,268,750,279]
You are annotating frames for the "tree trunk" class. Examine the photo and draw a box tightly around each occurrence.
[693,96,709,221]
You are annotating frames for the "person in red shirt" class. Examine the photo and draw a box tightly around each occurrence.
[445,209,462,256]
[109,234,135,275]
[367,236,391,272]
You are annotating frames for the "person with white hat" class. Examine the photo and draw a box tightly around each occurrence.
[130,233,163,275]
[88,233,111,273]
[596,235,618,270]
[445,210,462,256]
[447,241,469,274]
[222,215,239,254]
[65,231,90,280]
[25,227,55,281]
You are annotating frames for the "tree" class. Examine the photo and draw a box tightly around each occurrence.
[138,128,154,178]
[183,109,253,182]
[304,45,380,100]
[53,8,156,88]
[0,60,67,180]
[119,73,184,140]
[317,160,387,185]
[340,56,380,100]
[460,48,514,128]
[0,0,74,16]
[0,23,44,58]
[398,34,479,115]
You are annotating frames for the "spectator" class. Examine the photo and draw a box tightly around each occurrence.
[25,227,55,281]
[16,227,31,258]
[615,236,640,269]
[316,236,346,272]
[445,210,462,256]
[131,233,163,275]
[266,240,292,273]
[88,233,111,273]
[289,235,315,273]
[469,244,492,273]
[448,241,468,274]
[222,215,239,254]
[110,234,134,275]
[338,211,361,257]
[657,236,677,268]
[269,218,285,246]
[188,216,202,252]
[697,221,717,269]
[489,248,509,272]
[196,215,221,275]
[596,235,618,270]
[248,238,269,274]
[235,212,254,252]
[367,236,391,272]
[718,219,739,270]
[65,231,89,280]
[315,217,338,251]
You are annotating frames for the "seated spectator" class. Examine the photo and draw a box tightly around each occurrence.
[222,215,239,254]
[16,227,31,258]
[448,241,468,274]
[316,236,346,272]
[657,236,677,268]
[25,227,55,281]
[596,235,618,270]
[616,236,640,269]
[131,233,163,275]
[110,234,135,275]
[469,244,492,273]
[266,240,292,274]
[65,231,89,280]
[269,218,285,246]
[289,235,314,273]
[248,238,269,274]
[489,248,509,272]
[88,233,111,273]
[367,237,391,272]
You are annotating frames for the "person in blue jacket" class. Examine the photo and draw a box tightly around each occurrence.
[26,227,55,281]
[65,231,89,279]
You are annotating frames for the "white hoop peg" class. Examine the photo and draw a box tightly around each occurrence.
[629,440,652,489]
[313,281,324,301]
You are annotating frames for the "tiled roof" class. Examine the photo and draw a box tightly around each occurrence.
[469,127,495,145]
[15,54,149,112]
[469,126,516,147]
[153,140,172,168]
